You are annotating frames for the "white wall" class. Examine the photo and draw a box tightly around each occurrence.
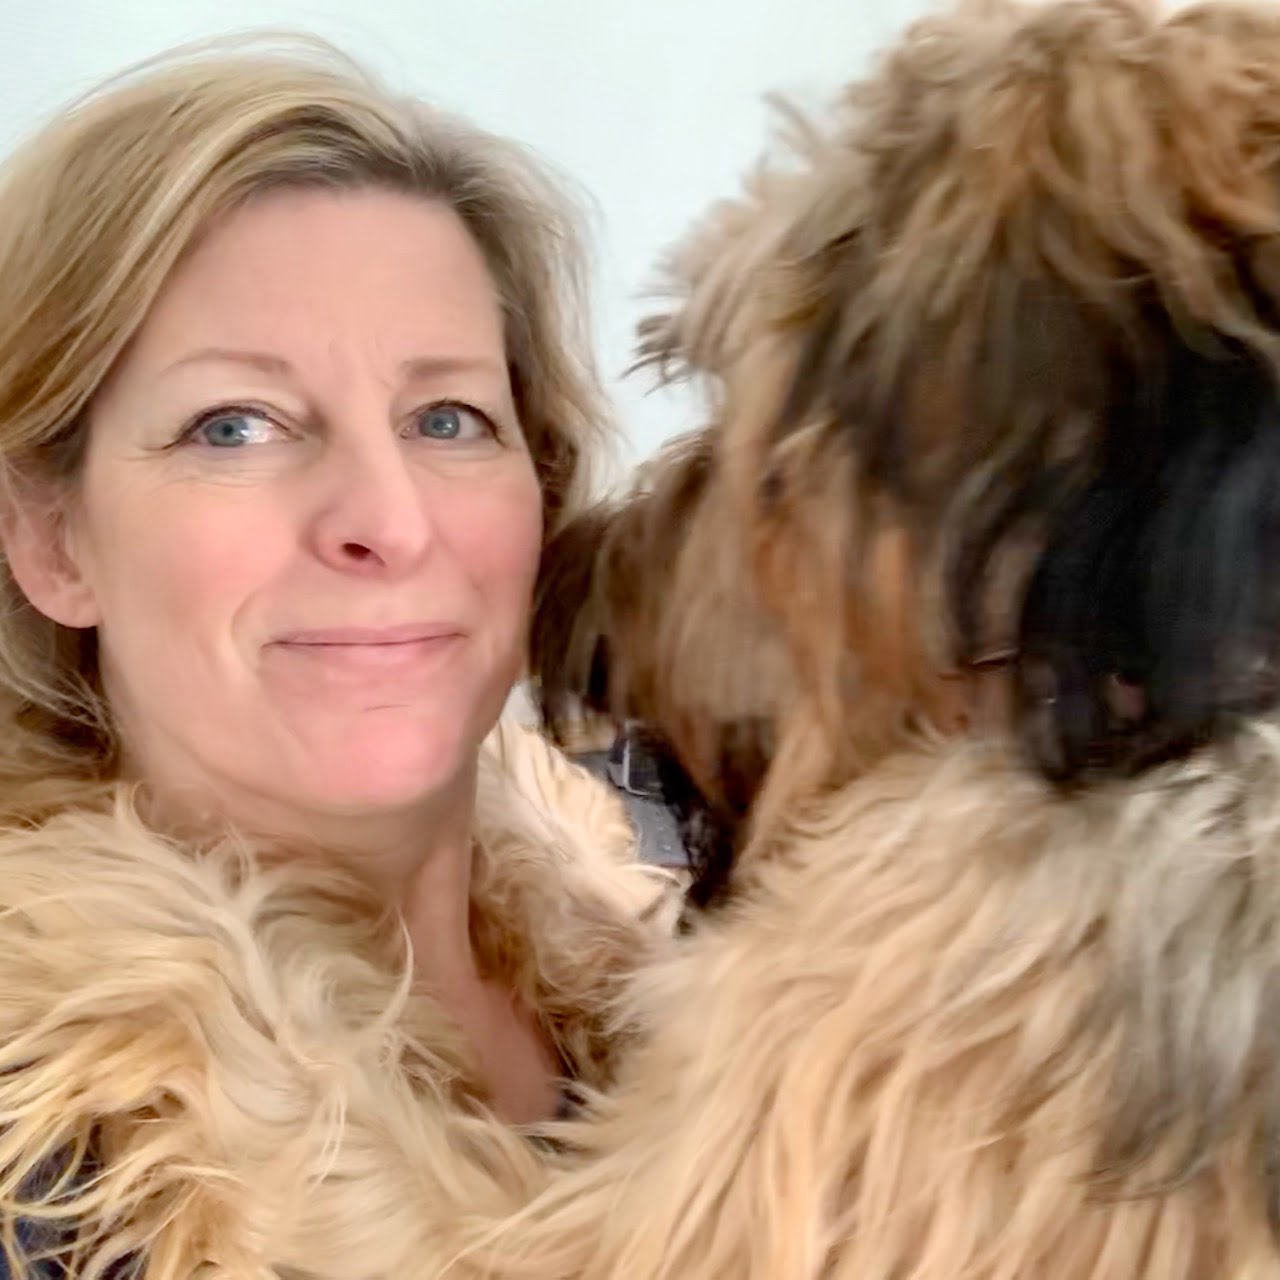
[0,0,930,464]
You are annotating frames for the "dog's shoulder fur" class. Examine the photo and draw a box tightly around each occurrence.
[449,719,1280,1278]
[0,719,676,1279]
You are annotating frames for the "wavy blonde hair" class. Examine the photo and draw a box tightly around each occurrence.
[0,35,610,815]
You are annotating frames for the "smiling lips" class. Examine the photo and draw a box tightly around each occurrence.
[268,623,465,677]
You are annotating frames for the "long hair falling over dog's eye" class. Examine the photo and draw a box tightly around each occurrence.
[768,275,1280,784]
[1016,336,1280,783]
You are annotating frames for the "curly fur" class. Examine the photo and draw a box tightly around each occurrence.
[589,0,1280,797]
[0,721,675,1278]
[447,727,1280,1278]
[535,0,1280,828]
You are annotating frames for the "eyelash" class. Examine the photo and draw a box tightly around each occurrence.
[170,399,505,448]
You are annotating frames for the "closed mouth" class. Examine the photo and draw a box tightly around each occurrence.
[273,623,465,647]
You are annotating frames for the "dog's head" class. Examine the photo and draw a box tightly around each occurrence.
[636,0,1280,794]
[530,429,792,905]
[533,0,1280,906]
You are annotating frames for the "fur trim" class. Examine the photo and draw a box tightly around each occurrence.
[0,718,675,1278]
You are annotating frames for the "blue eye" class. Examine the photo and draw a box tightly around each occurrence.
[413,404,493,442]
[195,412,276,448]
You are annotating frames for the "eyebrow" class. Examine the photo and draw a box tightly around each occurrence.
[164,347,293,377]
[399,354,507,380]
[163,348,506,380]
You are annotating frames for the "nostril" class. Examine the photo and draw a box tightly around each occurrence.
[341,542,375,561]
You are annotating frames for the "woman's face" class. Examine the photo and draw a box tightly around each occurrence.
[18,187,543,828]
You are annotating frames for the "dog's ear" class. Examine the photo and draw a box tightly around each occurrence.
[529,507,616,741]
[765,251,1280,781]
[527,430,723,741]
[1016,336,1280,781]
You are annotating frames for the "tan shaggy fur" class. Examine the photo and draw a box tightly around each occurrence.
[0,721,675,1278]
[444,729,1280,1278]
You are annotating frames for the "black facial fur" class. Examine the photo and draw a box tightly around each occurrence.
[1016,335,1280,782]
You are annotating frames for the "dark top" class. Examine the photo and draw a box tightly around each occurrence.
[1,1087,581,1276]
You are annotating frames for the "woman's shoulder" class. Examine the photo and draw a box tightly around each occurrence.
[0,792,254,1007]
[0,792,516,1280]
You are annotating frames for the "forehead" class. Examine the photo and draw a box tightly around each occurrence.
[128,186,507,369]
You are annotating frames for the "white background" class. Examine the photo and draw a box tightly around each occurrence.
[0,0,931,467]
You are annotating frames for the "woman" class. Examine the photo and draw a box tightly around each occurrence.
[0,37,672,1279]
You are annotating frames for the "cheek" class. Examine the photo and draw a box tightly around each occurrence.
[82,486,289,639]
[445,465,544,611]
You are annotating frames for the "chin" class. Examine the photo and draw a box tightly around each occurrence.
[301,718,477,815]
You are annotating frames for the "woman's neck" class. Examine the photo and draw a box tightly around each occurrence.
[134,745,477,884]
[132,744,483,974]
[399,816,481,988]
[135,754,562,1121]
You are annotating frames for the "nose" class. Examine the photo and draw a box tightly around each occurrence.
[308,426,435,577]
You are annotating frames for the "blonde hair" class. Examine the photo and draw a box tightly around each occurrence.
[0,35,612,812]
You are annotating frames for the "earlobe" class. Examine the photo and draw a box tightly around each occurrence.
[0,502,100,629]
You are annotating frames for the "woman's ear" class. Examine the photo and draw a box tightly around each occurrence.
[0,493,100,628]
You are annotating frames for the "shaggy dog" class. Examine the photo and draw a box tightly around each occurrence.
[448,0,1280,1275]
